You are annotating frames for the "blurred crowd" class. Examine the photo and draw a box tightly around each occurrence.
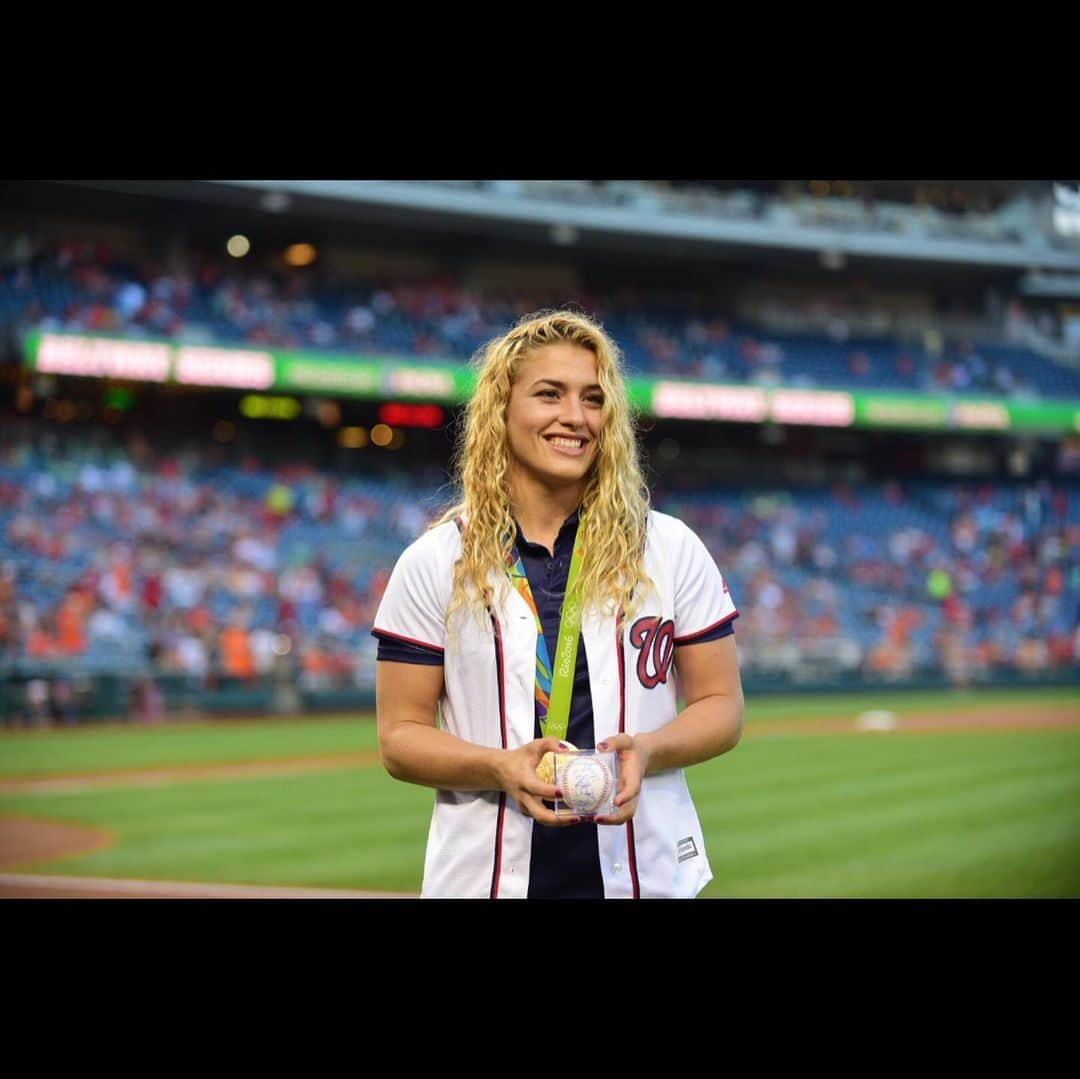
[2,418,1076,727]
[663,480,1078,685]
[3,235,1078,397]
[0,422,439,719]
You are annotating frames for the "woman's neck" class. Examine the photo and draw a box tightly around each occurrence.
[509,476,584,549]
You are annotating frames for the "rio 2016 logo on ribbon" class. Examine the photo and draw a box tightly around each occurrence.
[629,616,675,689]
[555,598,579,679]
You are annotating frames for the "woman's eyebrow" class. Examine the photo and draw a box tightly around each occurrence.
[529,378,604,391]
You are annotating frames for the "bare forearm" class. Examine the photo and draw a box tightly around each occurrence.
[380,719,505,792]
[635,693,744,775]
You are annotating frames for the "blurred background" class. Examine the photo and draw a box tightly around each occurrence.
[3,177,1077,722]
[0,179,1077,897]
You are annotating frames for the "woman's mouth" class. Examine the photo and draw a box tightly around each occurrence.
[544,435,588,456]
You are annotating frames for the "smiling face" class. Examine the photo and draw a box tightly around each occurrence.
[505,343,605,500]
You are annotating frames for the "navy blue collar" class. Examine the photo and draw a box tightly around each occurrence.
[513,506,581,553]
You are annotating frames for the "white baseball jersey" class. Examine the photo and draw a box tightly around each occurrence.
[373,509,738,899]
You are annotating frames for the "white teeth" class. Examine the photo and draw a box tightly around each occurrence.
[548,437,583,448]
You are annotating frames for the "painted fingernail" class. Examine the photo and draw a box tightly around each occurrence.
[558,741,571,750]
[597,741,609,751]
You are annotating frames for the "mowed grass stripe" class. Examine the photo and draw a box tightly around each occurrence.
[0,716,382,778]
[694,731,1080,826]
[699,763,1078,870]
[697,732,1080,819]
[0,768,431,834]
[694,732,1080,897]
[742,686,1080,721]
[0,686,1075,779]
[809,797,1080,898]
[0,768,433,891]
[689,727,1080,805]
[703,792,1080,898]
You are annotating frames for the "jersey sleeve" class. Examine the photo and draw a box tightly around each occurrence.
[672,523,739,645]
[371,537,448,655]
[373,632,445,665]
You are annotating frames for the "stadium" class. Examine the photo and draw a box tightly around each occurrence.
[0,178,1077,898]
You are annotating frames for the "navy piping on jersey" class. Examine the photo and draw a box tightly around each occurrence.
[674,610,738,645]
[489,610,508,899]
[614,604,639,899]
[372,627,444,661]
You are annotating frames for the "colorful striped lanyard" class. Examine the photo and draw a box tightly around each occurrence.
[505,517,585,744]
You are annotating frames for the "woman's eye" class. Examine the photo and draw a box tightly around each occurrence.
[538,389,558,398]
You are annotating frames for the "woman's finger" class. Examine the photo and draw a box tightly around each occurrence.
[596,735,633,753]
[595,797,637,825]
[523,777,561,802]
[518,791,580,827]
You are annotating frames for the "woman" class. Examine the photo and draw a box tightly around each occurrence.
[373,309,744,898]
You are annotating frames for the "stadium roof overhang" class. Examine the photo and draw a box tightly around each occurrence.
[42,179,1080,274]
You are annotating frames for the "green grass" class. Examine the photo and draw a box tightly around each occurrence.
[693,730,1080,898]
[2,686,1075,778]
[0,769,432,890]
[0,715,381,778]
[741,685,1080,720]
[1,687,1078,896]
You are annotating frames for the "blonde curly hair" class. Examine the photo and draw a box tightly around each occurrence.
[434,308,654,627]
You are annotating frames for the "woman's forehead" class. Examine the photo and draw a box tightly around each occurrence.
[514,343,599,383]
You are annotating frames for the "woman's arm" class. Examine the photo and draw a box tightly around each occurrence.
[595,634,744,824]
[636,633,744,773]
[376,660,578,824]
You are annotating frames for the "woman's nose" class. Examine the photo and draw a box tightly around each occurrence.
[558,396,586,426]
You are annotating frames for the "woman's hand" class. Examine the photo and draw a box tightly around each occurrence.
[496,736,582,827]
[593,733,651,826]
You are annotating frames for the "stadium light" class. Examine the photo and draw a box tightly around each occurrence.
[370,423,393,447]
[261,190,291,213]
[338,426,368,449]
[239,395,302,420]
[314,400,341,427]
[104,387,135,412]
[284,243,317,267]
[226,234,251,258]
[550,223,578,246]
[377,402,445,428]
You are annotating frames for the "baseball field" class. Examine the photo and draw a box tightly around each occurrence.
[1,684,1078,898]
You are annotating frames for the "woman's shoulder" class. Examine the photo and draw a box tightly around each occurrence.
[645,508,698,546]
[395,518,463,569]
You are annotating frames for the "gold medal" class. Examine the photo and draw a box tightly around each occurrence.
[536,742,577,785]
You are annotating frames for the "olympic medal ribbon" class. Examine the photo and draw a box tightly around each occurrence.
[506,517,585,745]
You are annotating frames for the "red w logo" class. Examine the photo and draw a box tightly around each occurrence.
[629,616,675,690]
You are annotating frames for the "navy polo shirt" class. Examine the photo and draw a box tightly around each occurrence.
[374,509,735,899]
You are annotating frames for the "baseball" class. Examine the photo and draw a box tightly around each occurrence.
[559,754,613,815]
[536,742,577,785]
